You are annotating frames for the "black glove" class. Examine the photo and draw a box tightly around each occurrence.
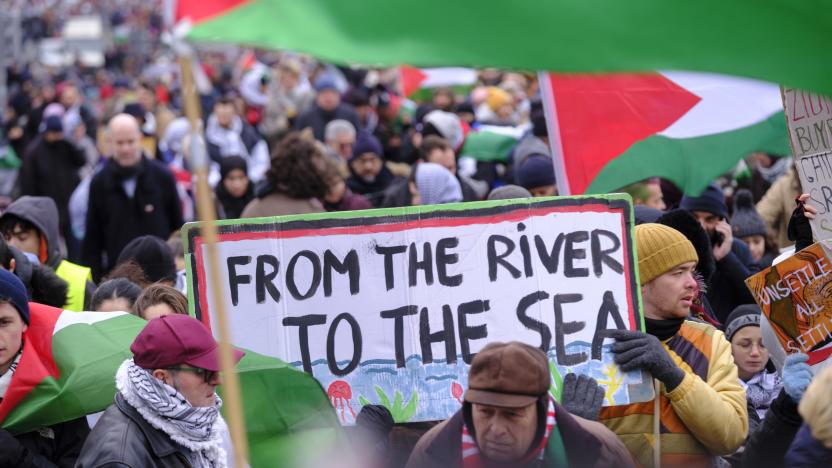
[788,201,814,252]
[611,330,685,391]
[0,428,27,466]
[560,373,605,421]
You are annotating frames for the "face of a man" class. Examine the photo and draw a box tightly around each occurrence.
[427,148,456,174]
[328,133,355,161]
[0,302,27,375]
[317,89,340,112]
[214,103,236,128]
[110,119,143,167]
[471,403,538,462]
[692,210,722,234]
[350,153,383,181]
[60,86,79,108]
[3,223,40,256]
[644,183,666,210]
[731,325,768,381]
[156,366,221,407]
[642,261,698,320]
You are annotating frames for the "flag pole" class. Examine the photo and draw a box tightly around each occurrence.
[537,72,572,196]
[179,54,250,466]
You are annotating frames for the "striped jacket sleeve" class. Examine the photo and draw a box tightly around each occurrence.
[664,329,748,455]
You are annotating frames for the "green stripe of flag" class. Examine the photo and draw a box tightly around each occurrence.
[3,313,143,434]
[586,112,790,195]
[186,0,832,96]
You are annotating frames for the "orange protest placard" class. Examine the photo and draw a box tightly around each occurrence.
[745,242,832,365]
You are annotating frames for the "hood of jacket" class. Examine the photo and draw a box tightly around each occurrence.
[1,196,62,268]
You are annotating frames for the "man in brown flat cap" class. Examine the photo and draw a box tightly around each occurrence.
[406,341,633,468]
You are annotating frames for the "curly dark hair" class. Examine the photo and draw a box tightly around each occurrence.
[266,132,330,199]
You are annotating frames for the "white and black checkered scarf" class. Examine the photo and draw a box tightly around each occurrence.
[116,359,227,468]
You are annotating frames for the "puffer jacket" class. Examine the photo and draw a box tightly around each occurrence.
[599,320,748,467]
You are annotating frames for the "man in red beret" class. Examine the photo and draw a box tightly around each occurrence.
[76,314,244,467]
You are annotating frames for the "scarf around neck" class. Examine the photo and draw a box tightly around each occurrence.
[116,359,227,468]
[0,352,22,399]
[645,317,685,341]
[461,397,567,468]
[742,370,783,420]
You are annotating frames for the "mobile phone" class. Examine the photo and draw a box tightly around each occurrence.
[710,230,725,248]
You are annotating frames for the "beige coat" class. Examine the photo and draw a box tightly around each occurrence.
[241,192,324,219]
[756,167,801,248]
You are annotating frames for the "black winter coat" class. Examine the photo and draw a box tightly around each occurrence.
[294,103,361,141]
[75,393,193,468]
[742,390,803,468]
[19,137,86,233]
[81,156,183,281]
[706,239,758,323]
[0,416,90,467]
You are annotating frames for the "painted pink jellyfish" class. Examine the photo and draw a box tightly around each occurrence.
[451,381,464,405]
[327,380,356,422]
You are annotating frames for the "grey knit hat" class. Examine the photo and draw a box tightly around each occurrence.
[724,304,761,342]
[487,185,532,200]
[731,189,768,239]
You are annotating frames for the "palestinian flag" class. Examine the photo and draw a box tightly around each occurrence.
[459,124,527,163]
[540,72,790,195]
[177,0,832,96]
[1,304,340,467]
[399,66,478,100]
[0,305,144,434]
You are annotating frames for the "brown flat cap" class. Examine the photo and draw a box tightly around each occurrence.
[464,342,551,408]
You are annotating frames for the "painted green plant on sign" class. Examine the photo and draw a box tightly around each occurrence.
[359,386,419,422]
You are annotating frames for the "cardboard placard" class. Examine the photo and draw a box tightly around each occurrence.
[782,87,832,239]
[184,196,653,424]
[745,240,832,370]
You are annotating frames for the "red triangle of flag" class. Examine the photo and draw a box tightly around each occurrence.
[176,0,251,24]
[544,73,701,194]
[400,66,428,97]
[0,304,61,424]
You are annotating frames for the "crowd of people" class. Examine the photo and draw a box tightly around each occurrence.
[1,4,832,467]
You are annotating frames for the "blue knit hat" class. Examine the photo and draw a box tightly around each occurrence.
[351,131,383,161]
[517,155,556,190]
[679,183,728,220]
[0,269,30,324]
[314,74,339,93]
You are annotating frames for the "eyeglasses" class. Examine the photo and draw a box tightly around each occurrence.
[167,366,218,383]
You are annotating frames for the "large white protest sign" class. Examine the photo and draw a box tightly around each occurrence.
[184,196,652,423]
[782,87,832,240]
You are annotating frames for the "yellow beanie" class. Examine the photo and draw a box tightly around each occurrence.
[486,87,512,112]
[635,223,698,285]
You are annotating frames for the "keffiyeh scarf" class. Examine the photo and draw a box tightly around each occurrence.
[742,370,783,420]
[116,359,227,468]
[0,352,21,399]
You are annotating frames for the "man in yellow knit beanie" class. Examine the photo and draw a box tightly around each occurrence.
[599,223,747,467]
